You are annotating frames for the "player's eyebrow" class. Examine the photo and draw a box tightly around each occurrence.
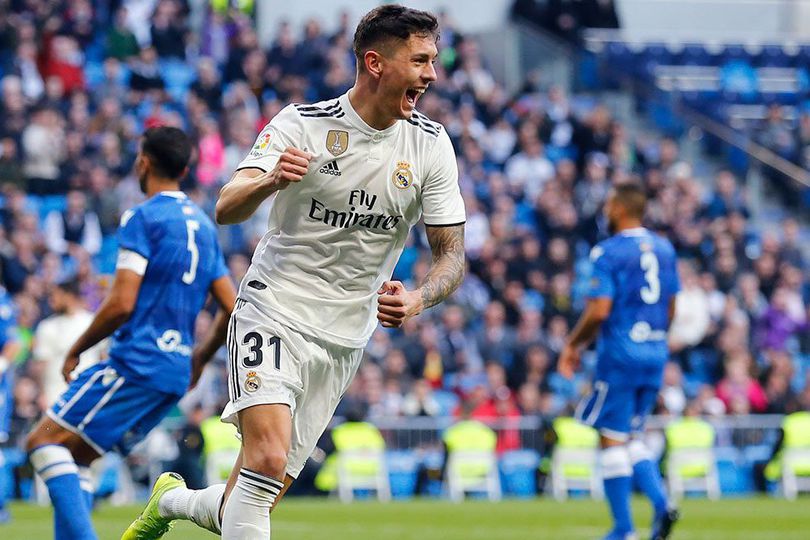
[410,52,435,61]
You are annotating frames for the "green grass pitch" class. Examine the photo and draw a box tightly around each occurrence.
[4,497,808,539]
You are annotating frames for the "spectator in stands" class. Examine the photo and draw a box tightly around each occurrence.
[43,190,102,256]
[21,106,66,195]
[128,46,166,96]
[703,170,749,219]
[755,287,807,352]
[106,6,140,60]
[30,280,102,408]
[476,301,518,368]
[0,138,25,191]
[669,260,711,367]
[402,379,441,417]
[716,351,768,414]
[150,0,187,59]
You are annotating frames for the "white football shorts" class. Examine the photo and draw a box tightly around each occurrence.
[221,298,364,478]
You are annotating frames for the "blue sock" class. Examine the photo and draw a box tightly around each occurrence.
[30,445,98,540]
[601,446,634,535]
[78,466,94,512]
[0,449,7,510]
[629,440,668,515]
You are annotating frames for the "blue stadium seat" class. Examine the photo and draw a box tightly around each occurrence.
[160,59,196,103]
[34,195,68,223]
[386,450,419,499]
[719,61,758,103]
[720,44,752,65]
[603,41,635,75]
[757,45,792,67]
[499,449,540,498]
[638,43,673,78]
[679,44,712,67]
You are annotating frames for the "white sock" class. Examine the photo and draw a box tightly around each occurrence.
[221,468,283,539]
[158,484,225,535]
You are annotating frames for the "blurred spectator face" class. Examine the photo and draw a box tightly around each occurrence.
[525,345,549,372]
[48,286,69,314]
[520,237,541,260]
[67,190,87,214]
[548,316,568,339]
[782,218,799,244]
[384,349,407,377]
[517,383,540,413]
[754,253,776,282]
[486,362,507,389]
[441,305,465,331]
[483,301,506,327]
[677,260,697,288]
[716,171,737,198]
[45,76,65,102]
[0,138,17,159]
[548,237,569,266]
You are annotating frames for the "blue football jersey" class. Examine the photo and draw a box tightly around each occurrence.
[0,287,17,351]
[0,288,17,439]
[587,228,680,375]
[108,192,228,395]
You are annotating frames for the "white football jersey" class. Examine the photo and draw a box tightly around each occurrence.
[235,92,466,348]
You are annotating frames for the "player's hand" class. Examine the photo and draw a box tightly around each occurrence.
[263,147,311,191]
[558,343,581,380]
[61,354,80,383]
[377,281,423,328]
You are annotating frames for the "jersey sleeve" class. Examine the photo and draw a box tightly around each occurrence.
[587,245,615,300]
[235,105,303,173]
[421,129,466,226]
[117,208,151,260]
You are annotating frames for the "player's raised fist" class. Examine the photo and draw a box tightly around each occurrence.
[265,146,312,190]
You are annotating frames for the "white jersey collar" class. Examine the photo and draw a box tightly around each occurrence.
[158,191,187,199]
[339,92,400,139]
[620,227,648,237]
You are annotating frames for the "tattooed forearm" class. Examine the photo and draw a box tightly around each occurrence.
[420,224,466,310]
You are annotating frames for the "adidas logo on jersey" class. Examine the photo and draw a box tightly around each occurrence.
[319,160,341,176]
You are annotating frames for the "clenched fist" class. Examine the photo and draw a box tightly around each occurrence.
[377,280,424,328]
[263,147,312,191]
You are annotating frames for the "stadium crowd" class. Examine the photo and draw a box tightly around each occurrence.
[0,0,808,473]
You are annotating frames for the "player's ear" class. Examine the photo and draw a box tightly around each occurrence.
[364,50,384,79]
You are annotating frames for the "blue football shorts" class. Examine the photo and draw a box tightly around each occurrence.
[574,366,660,441]
[48,363,178,455]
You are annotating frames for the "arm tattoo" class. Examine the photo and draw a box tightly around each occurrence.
[420,224,466,310]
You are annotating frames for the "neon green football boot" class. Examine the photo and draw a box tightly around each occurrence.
[121,472,186,540]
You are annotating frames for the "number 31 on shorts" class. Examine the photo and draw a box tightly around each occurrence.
[242,332,282,370]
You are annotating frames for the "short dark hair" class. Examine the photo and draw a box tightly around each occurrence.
[353,4,439,63]
[55,279,82,297]
[141,126,192,179]
[612,182,647,218]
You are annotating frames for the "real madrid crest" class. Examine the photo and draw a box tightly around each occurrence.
[392,161,413,189]
[244,371,261,393]
[326,130,349,156]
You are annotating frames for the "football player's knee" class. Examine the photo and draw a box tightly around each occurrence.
[247,447,288,479]
[25,425,54,451]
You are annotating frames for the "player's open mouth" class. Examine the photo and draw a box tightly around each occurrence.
[405,87,425,107]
